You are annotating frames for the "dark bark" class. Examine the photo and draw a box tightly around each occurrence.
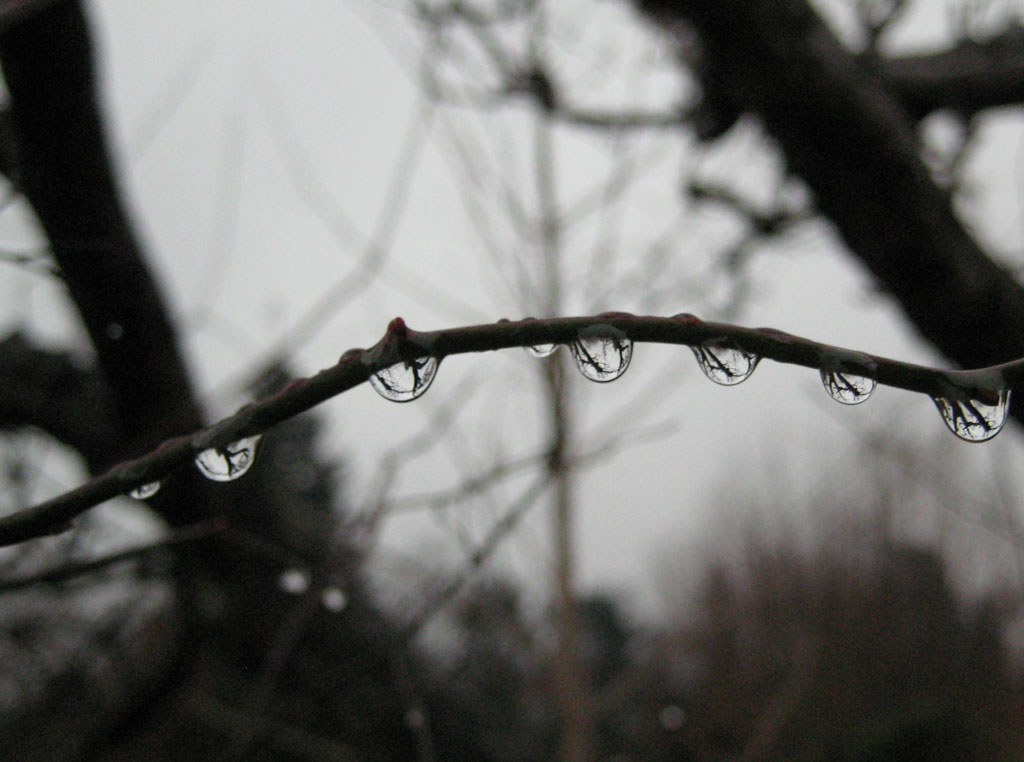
[0,6,418,762]
[636,0,1024,389]
[0,0,204,471]
[880,26,1024,119]
[0,333,118,472]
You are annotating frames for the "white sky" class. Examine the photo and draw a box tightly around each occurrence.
[4,0,1024,617]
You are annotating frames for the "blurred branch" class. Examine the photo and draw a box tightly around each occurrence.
[879,25,1024,118]
[0,517,227,592]
[0,332,120,472]
[185,688,361,762]
[345,376,484,555]
[1,312,1022,547]
[854,0,908,52]
[0,0,206,463]
[737,633,818,762]
[225,580,325,760]
[383,450,547,514]
[401,471,552,638]
[636,0,1024,386]
[688,180,811,238]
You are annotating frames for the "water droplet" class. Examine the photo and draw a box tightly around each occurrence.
[931,389,1010,443]
[820,369,875,405]
[128,481,161,499]
[571,330,632,383]
[369,356,438,402]
[195,434,262,481]
[279,568,310,595]
[691,344,760,386]
[321,586,348,612]
[526,343,558,358]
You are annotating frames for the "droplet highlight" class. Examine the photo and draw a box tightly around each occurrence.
[321,586,348,612]
[128,481,161,499]
[370,356,438,402]
[526,343,558,358]
[571,331,632,383]
[691,345,760,386]
[279,568,310,595]
[931,389,1010,443]
[820,369,875,405]
[195,434,262,481]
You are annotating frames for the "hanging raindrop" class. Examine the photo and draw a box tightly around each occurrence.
[820,369,875,405]
[931,389,1010,443]
[691,344,760,386]
[128,481,161,500]
[571,330,632,383]
[369,356,438,402]
[195,434,262,481]
[526,343,558,358]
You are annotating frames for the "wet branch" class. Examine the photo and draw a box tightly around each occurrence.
[1,312,1022,547]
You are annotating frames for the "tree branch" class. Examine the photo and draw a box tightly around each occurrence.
[0,517,227,592]
[879,26,1024,119]
[635,0,1024,394]
[0,0,205,467]
[0,313,1019,548]
[0,332,119,472]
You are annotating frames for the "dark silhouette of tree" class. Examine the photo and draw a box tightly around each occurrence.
[633,0,1024,391]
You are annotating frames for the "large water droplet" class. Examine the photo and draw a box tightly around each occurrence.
[129,481,161,499]
[571,331,632,383]
[691,344,760,386]
[195,434,262,481]
[931,389,1010,443]
[526,343,558,358]
[370,356,438,402]
[820,369,875,405]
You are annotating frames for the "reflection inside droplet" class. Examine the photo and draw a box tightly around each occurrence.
[526,343,558,358]
[571,331,632,383]
[820,369,875,405]
[128,481,161,499]
[370,356,438,402]
[195,434,262,481]
[691,344,760,385]
[931,388,1010,443]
